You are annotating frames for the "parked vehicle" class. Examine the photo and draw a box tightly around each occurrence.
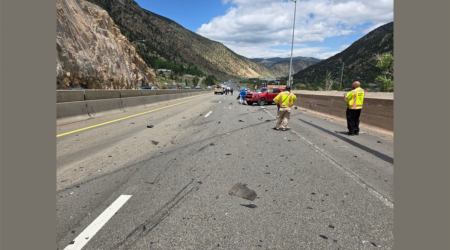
[214,85,224,94]
[244,87,285,106]
[168,85,180,90]
[140,86,159,90]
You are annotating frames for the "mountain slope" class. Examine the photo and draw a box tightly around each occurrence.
[293,22,393,88]
[251,57,321,77]
[252,57,321,67]
[56,0,158,89]
[85,0,274,80]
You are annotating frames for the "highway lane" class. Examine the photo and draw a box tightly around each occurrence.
[57,92,394,249]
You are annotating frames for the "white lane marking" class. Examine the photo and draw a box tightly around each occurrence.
[64,195,132,250]
[262,108,393,209]
[219,101,222,104]
[204,111,212,118]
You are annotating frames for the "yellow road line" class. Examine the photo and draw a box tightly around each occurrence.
[57,95,206,137]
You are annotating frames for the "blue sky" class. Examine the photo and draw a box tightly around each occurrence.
[134,0,393,60]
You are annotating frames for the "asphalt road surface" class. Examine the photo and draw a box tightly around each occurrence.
[57,92,394,250]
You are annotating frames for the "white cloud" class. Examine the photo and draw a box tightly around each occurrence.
[197,0,393,59]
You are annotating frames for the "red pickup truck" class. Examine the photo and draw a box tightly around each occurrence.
[245,87,285,106]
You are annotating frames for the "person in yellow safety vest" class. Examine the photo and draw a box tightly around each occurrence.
[273,86,297,131]
[344,81,365,135]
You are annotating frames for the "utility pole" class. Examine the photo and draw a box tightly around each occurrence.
[339,61,345,91]
[287,0,297,88]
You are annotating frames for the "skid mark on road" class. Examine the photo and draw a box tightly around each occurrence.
[112,179,201,249]
[262,108,393,208]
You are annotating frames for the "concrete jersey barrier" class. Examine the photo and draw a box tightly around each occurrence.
[56,89,211,124]
[292,90,393,132]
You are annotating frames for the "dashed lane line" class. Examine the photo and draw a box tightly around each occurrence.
[64,195,132,250]
[204,111,212,118]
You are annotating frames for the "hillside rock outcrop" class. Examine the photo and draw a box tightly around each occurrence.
[56,0,158,89]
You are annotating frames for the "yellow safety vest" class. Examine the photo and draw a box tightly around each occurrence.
[344,87,365,109]
[274,91,297,108]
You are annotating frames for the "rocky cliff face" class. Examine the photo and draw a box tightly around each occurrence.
[56,0,158,89]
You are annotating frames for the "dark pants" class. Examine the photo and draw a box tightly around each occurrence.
[346,108,362,134]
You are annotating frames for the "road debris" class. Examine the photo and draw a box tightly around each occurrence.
[147,125,154,128]
[151,140,159,145]
[229,183,257,201]
[239,120,244,122]
[319,235,328,240]
[240,204,257,209]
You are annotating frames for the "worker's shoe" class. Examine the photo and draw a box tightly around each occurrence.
[347,132,354,136]
[273,127,279,131]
